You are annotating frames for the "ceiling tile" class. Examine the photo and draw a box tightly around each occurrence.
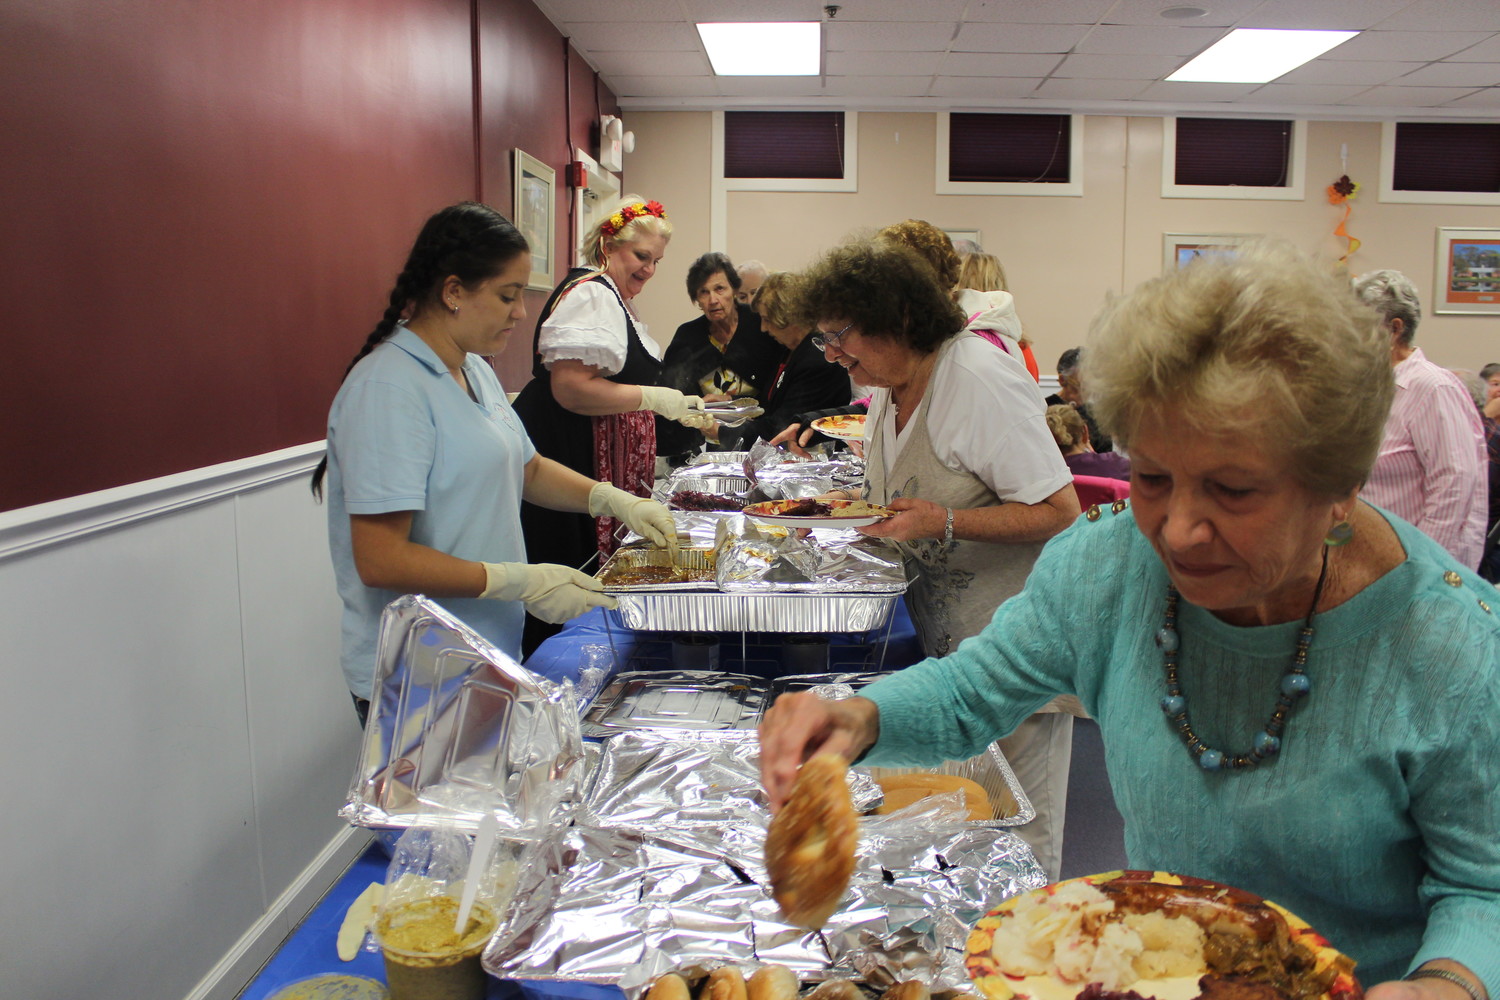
[961,0,1114,24]
[714,76,838,97]
[951,23,1091,53]
[826,50,947,75]
[1136,80,1264,101]
[822,75,937,98]
[564,22,703,52]
[943,52,1067,76]
[587,50,711,78]
[1446,87,1500,107]
[1073,24,1226,56]
[1247,83,1379,104]
[1371,0,1500,32]
[1444,34,1500,61]
[808,0,971,21]
[826,20,958,51]
[1235,0,1410,31]
[1392,63,1500,87]
[1322,31,1479,61]
[931,76,1045,99]
[679,0,844,19]
[1034,77,1153,99]
[1276,59,1418,86]
[1100,0,1261,28]
[1053,52,1184,79]
[608,76,720,99]
[1341,85,1485,106]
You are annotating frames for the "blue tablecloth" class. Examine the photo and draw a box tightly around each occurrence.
[242,608,926,999]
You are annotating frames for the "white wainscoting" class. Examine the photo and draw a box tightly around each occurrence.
[0,444,371,1000]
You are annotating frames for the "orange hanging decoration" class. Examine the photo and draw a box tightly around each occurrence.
[1326,174,1361,264]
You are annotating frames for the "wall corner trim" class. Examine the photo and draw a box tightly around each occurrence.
[0,442,327,563]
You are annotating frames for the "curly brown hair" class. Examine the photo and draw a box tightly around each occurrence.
[790,239,965,354]
[877,219,961,290]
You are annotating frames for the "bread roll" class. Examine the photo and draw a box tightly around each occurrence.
[876,773,992,821]
[805,979,863,1000]
[747,966,799,1000]
[880,982,929,1000]
[700,967,749,1000]
[765,753,859,929]
[647,973,693,1000]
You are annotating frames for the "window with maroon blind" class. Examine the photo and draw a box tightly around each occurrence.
[1174,118,1292,187]
[948,113,1072,183]
[724,111,845,179]
[1393,123,1500,193]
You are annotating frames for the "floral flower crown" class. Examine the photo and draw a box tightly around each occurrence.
[601,200,667,238]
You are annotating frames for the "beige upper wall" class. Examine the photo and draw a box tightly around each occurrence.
[626,111,1500,376]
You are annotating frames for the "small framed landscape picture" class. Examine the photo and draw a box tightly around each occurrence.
[1163,233,1252,271]
[1434,228,1500,315]
[514,149,555,291]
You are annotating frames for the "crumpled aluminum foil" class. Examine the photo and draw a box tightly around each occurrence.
[483,732,1045,994]
[712,516,907,593]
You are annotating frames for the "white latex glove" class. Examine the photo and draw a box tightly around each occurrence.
[638,385,714,428]
[481,562,616,623]
[589,482,679,559]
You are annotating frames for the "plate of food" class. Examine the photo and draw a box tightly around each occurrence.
[964,870,1362,1000]
[741,497,893,528]
[811,413,866,440]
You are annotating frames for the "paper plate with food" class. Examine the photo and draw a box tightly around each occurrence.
[964,870,1362,1000]
[811,413,866,440]
[740,497,893,528]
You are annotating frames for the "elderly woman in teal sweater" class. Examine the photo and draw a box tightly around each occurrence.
[759,242,1499,998]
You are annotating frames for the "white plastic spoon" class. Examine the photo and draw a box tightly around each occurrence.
[454,812,499,935]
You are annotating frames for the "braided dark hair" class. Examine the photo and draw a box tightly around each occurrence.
[311,202,528,498]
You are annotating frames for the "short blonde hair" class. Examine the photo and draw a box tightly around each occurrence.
[958,252,1010,293]
[877,219,961,290]
[752,271,800,330]
[1046,404,1087,451]
[1083,240,1392,497]
[578,194,674,268]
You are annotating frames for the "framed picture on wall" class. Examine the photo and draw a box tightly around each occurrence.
[1162,233,1253,271]
[514,149,555,291]
[1434,228,1500,315]
[944,228,982,251]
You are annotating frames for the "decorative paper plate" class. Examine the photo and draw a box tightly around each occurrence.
[811,413,866,440]
[740,498,893,528]
[964,870,1362,1000]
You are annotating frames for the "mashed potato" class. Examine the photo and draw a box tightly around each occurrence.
[988,882,1206,990]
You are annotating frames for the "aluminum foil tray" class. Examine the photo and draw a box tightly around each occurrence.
[691,450,750,465]
[582,670,765,737]
[609,590,903,633]
[862,743,1035,828]
[597,545,716,592]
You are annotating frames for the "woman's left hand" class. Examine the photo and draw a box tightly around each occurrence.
[857,496,946,542]
[1367,965,1489,1000]
[588,484,680,558]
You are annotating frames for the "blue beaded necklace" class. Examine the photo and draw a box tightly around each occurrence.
[1157,544,1331,771]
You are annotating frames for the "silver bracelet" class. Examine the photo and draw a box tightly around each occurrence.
[1406,968,1486,1000]
[943,507,955,547]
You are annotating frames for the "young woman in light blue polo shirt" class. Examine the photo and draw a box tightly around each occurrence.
[312,203,677,721]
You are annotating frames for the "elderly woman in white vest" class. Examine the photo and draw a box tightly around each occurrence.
[793,237,1080,879]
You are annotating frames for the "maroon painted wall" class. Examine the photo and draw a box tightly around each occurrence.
[0,0,613,511]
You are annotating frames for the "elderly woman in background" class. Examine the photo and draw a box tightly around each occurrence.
[793,238,1080,879]
[716,271,851,450]
[513,196,711,651]
[1352,269,1486,569]
[734,258,768,305]
[656,251,784,459]
[1046,403,1130,480]
[956,250,1040,381]
[761,241,1500,992]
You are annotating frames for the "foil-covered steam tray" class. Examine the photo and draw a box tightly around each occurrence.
[609,590,902,633]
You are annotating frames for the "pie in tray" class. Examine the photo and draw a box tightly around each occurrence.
[964,871,1362,1000]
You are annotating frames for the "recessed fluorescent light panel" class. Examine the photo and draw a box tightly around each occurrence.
[1168,28,1358,83]
[697,22,821,76]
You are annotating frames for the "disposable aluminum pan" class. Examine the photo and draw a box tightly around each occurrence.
[596,546,717,592]
[609,590,904,633]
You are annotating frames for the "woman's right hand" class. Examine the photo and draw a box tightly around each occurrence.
[767,422,817,460]
[481,561,617,622]
[758,692,880,811]
[638,385,715,428]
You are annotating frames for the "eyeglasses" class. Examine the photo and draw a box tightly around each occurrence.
[812,323,855,352]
